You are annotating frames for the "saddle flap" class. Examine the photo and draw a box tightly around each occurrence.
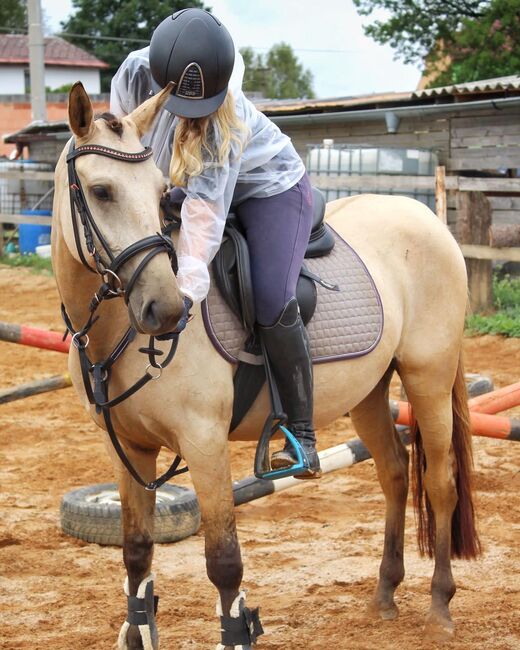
[213,218,256,332]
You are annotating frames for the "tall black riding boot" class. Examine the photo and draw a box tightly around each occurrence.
[259,298,321,479]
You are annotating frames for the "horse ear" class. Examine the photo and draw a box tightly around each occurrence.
[68,82,95,140]
[126,82,175,138]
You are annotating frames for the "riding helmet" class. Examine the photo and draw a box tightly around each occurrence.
[149,8,235,118]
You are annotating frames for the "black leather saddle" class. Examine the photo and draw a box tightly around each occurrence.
[213,187,336,334]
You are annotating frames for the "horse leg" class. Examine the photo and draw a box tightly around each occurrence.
[115,444,160,650]
[399,369,459,641]
[349,366,409,620]
[180,432,262,650]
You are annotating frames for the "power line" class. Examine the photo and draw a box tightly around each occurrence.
[58,31,149,43]
[0,26,358,53]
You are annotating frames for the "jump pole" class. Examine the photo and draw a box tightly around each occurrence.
[468,381,520,415]
[390,400,520,441]
[0,321,71,353]
[232,428,412,506]
[0,373,72,405]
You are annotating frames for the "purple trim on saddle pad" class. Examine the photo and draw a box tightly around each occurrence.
[201,225,384,364]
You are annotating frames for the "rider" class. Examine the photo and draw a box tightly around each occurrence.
[110,7,320,479]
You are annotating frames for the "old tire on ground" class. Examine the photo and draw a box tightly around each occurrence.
[60,483,200,545]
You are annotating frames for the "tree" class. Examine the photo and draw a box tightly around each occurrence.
[433,0,520,85]
[60,0,207,91]
[241,43,315,99]
[0,0,26,32]
[352,0,520,85]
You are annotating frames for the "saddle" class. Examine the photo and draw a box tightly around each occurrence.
[212,187,338,432]
[213,187,336,332]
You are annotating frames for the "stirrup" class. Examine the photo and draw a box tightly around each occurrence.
[254,422,311,480]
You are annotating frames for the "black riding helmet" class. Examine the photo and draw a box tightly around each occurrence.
[149,8,235,119]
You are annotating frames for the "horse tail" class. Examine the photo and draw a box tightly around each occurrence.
[412,350,481,559]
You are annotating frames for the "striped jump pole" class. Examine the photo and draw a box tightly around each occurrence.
[232,428,412,506]
[0,321,70,353]
[0,373,72,405]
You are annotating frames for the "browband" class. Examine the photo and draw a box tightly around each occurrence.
[66,144,154,163]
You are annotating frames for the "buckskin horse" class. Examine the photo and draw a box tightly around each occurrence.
[51,82,480,650]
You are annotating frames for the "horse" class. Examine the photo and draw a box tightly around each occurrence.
[51,82,480,650]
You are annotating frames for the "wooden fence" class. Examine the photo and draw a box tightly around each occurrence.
[1,167,519,310]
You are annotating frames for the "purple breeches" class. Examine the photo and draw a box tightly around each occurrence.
[235,173,314,326]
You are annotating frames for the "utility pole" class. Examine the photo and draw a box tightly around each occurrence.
[27,0,47,122]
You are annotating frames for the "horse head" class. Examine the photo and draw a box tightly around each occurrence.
[52,81,185,336]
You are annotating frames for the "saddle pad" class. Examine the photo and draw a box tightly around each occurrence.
[201,225,383,364]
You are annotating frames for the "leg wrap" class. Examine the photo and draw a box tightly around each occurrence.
[215,591,264,649]
[118,574,159,650]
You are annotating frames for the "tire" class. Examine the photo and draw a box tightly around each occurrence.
[60,483,201,546]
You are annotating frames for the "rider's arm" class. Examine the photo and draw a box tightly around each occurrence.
[176,136,241,304]
[110,48,153,117]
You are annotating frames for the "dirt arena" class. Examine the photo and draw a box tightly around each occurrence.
[0,265,519,650]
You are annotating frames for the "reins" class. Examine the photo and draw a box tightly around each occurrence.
[62,138,188,491]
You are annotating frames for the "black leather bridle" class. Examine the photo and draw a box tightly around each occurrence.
[62,139,188,491]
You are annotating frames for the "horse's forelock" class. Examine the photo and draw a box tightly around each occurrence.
[95,112,124,136]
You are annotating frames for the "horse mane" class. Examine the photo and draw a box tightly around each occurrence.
[95,112,124,136]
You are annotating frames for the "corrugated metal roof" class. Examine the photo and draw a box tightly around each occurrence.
[253,91,413,115]
[413,75,520,98]
[0,35,109,68]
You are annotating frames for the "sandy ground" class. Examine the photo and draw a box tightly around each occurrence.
[0,265,519,650]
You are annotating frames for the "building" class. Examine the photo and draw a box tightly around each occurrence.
[0,36,109,157]
[0,34,108,95]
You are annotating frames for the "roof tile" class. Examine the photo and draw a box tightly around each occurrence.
[0,34,108,68]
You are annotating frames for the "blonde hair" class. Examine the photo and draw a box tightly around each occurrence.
[170,91,248,187]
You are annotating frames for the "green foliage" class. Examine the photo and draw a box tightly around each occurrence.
[465,274,520,337]
[0,253,53,275]
[46,83,74,94]
[241,43,315,99]
[433,0,520,85]
[352,0,485,66]
[60,0,207,91]
[352,0,519,85]
[0,0,26,32]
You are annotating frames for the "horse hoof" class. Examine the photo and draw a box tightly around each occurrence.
[424,616,455,643]
[368,598,399,620]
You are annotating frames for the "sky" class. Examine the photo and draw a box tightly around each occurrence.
[41,0,422,98]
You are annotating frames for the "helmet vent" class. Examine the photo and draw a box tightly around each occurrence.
[177,62,204,99]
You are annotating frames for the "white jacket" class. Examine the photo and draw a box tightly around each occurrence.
[110,47,305,303]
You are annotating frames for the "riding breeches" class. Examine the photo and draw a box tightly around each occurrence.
[235,172,314,327]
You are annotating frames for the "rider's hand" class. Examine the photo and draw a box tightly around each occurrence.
[174,295,193,333]
[160,189,182,222]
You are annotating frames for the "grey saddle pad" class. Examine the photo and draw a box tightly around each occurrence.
[201,225,383,364]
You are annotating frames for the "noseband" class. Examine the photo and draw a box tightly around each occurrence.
[63,139,188,491]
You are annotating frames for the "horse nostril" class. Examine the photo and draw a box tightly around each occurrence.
[142,299,160,330]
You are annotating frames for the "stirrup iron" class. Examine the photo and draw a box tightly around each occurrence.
[254,420,311,480]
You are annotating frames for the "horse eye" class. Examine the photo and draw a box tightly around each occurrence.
[91,185,111,201]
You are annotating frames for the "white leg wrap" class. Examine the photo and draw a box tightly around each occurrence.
[118,574,157,650]
[215,591,251,650]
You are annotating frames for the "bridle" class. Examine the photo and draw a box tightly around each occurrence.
[62,138,188,491]
[66,140,176,295]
